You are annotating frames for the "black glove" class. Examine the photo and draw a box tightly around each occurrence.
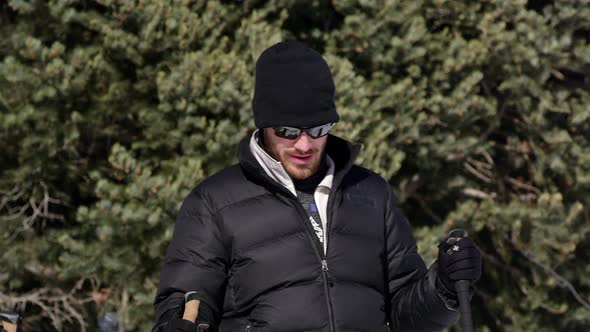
[164,318,197,332]
[437,236,482,296]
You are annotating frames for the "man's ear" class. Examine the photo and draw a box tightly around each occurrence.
[258,129,267,150]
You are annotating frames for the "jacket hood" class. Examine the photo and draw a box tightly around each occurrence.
[238,133,361,193]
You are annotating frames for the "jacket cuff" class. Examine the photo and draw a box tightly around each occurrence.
[435,276,460,311]
[427,262,460,313]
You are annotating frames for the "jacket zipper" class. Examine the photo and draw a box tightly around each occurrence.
[321,259,336,332]
[291,199,325,258]
[323,191,339,332]
[288,194,336,332]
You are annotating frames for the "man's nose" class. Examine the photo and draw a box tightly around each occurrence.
[293,132,313,152]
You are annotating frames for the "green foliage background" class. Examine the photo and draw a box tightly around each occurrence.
[1,0,589,331]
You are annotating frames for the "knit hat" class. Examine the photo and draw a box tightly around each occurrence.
[252,40,339,128]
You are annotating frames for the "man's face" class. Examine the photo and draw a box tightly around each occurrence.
[263,127,328,180]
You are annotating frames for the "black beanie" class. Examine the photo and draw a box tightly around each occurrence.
[252,40,339,128]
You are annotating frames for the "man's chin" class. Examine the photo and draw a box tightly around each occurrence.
[284,164,317,180]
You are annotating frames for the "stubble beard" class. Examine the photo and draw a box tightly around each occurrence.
[268,146,322,180]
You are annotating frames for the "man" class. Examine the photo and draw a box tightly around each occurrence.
[153,40,482,332]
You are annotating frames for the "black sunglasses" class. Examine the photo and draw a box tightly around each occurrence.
[272,123,335,140]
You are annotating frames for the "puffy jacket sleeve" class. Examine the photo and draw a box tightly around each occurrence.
[384,185,459,331]
[153,189,228,331]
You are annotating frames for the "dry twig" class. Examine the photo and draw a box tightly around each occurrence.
[462,187,496,200]
[508,237,590,311]
[1,182,65,241]
[0,279,94,332]
[463,161,493,183]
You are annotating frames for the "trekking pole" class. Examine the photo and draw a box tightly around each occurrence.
[455,279,474,332]
[447,229,474,332]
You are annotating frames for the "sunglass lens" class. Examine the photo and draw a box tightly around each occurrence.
[275,127,301,139]
[307,127,321,138]
[273,123,334,139]
[308,123,333,138]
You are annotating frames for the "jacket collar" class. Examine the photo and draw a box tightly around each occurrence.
[238,130,360,194]
[248,130,335,196]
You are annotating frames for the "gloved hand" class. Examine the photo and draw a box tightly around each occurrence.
[164,318,197,332]
[163,315,210,332]
[437,236,482,296]
[163,293,210,332]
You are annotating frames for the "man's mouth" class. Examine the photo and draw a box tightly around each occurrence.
[288,154,313,164]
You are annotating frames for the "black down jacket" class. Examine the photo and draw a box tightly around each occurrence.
[153,134,458,332]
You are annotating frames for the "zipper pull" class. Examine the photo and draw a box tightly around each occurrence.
[321,259,329,272]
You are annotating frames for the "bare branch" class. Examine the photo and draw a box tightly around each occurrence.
[462,187,496,200]
[412,194,443,224]
[466,157,493,171]
[480,149,495,166]
[505,176,542,196]
[0,186,27,211]
[118,289,129,332]
[1,202,30,221]
[464,161,493,183]
[509,238,590,311]
[1,182,66,240]
[525,250,590,309]
[0,279,94,332]
[516,193,538,203]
